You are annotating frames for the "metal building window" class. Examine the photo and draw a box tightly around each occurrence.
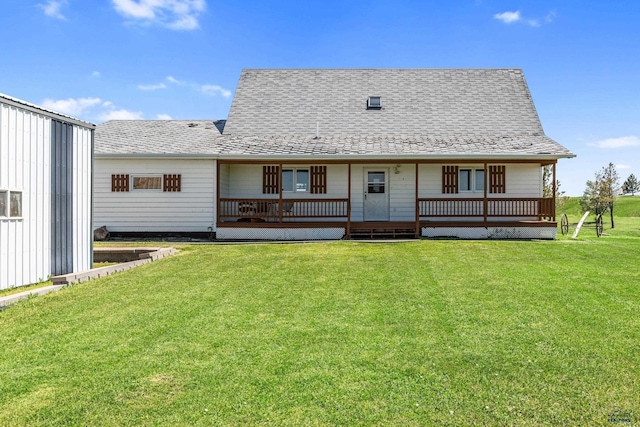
[0,191,7,217]
[10,191,22,217]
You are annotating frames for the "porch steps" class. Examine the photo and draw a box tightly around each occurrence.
[348,222,418,239]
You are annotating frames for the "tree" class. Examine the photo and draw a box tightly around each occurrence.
[542,165,568,213]
[580,163,620,228]
[622,173,639,196]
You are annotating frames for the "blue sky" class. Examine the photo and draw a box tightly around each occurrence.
[2,0,639,196]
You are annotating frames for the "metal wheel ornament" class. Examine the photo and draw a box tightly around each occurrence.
[560,214,569,236]
[596,214,604,237]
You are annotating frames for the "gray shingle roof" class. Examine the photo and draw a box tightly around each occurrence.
[215,134,573,158]
[94,69,575,160]
[224,69,545,136]
[94,120,225,155]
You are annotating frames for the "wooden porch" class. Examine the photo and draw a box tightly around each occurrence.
[217,197,556,239]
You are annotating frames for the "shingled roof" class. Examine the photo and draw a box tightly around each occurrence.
[224,68,546,137]
[94,68,574,159]
[94,120,225,155]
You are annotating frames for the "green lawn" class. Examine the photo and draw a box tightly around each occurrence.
[1,220,639,425]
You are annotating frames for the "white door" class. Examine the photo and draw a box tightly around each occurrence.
[364,169,390,221]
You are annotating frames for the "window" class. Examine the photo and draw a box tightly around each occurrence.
[282,169,309,192]
[459,169,484,192]
[367,96,382,109]
[443,165,505,194]
[475,170,485,192]
[0,191,6,217]
[10,192,22,217]
[367,171,386,193]
[0,190,22,218]
[132,176,162,190]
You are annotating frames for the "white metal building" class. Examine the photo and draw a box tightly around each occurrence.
[0,94,94,290]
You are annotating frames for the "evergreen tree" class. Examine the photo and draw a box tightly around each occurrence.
[622,174,639,196]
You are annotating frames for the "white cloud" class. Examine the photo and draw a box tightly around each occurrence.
[494,11,520,24]
[617,164,631,170]
[99,109,144,121]
[138,82,167,90]
[545,10,557,23]
[111,0,206,31]
[588,136,640,149]
[165,75,231,98]
[201,84,231,98]
[156,114,173,120]
[92,71,101,78]
[494,10,555,27]
[38,0,68,20]
[41,97,103,116]
[167,75,186,85]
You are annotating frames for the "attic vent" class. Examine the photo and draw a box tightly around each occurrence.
[367,96,382,109]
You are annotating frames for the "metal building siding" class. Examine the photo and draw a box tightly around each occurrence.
[1,97,93,290]
[51,120,74,275]
[72,126,93,272]
[0,102,52,289]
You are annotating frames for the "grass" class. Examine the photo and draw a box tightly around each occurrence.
[1,203,639,425]
[0,280,53,298]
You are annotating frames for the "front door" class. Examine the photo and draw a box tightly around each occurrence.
[364,169,390,221]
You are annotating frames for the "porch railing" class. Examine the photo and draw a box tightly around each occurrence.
[219,198,349,221]
[418,197,555,220]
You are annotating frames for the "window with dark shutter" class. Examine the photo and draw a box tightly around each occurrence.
[489,165,506,193]
[112,174,130,192]
[310,166,327,194]
[442,166,459,194]
[163,174,181,192]
[263,166,280,194]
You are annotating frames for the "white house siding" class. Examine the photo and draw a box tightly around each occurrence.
[349,164,417,222]
[94,158,216,232]
[0,99,93,289]
[417,163,543,222]
[223,164,349,223]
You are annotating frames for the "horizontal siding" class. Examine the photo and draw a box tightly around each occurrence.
[349,165,417,222]
[94,159,215,232]
[226,164,349,199]
[418,164,542,197]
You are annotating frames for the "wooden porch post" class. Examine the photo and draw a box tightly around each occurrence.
[216,160,221,227]
[347,163,351,239]
[415,163,420,238]
[278,163,283,223]
[483,162,488,224]
[552,161,557,221]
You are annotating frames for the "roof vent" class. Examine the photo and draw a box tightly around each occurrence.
[367,96,382,110]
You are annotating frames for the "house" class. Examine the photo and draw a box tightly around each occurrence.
[94,68,575,240]
[0,94,94,289]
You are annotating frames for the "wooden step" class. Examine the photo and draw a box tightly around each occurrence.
[349,228,417,239]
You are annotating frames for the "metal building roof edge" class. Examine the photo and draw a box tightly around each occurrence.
[0,93,96,129]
